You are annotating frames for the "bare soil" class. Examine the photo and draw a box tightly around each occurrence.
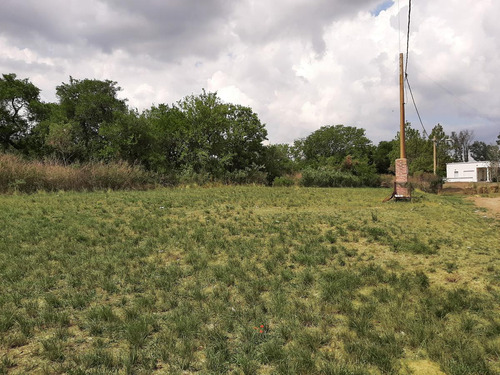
[470,196,500,218]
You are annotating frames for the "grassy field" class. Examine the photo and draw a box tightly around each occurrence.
[0,187,498,374]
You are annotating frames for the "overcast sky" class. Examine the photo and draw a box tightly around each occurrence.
[1,0,499,145]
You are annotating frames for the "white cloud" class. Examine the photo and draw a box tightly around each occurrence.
[1,0,499,145]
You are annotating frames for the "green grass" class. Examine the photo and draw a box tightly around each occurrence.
[0,187,499,374]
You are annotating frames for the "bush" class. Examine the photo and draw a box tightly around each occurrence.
[301,167,379,188]
[272,176,295,187]
[301,168,361,187]
[409,172,443,193]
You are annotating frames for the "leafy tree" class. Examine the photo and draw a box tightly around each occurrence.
[373,140,394,174]
[389,123,433,174]
[55,77,127,160]
[177,90,231,176]
[294,125,378,187]
[99,109,153,164]
[142,103,189,173]
[429,123,453,174]
[299,125,373,166]
[176,90,267,180]
[263,143,297,184]
[223,104,268,173]
[45,121,84,164]
[470,141,489,161]
[0,73,44,151]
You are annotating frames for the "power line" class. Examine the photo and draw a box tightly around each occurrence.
[406,76,429,137]
[418,70,483,118]
[403,0,429,138]
[405,0,412,75]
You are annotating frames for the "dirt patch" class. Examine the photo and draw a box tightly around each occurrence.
[469,196,500,218]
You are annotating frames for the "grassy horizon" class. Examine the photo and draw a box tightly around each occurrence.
[0,186,498,374]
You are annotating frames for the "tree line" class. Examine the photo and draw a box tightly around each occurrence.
[1,73,499,186]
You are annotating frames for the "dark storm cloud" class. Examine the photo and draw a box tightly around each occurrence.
[0,0,236,61]
[0,0,384,60]
[88,0,237,59]
[2,0,496,144]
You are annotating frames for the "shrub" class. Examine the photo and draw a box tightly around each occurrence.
[301,167,380,188]
[409,172,443,193]
[272,176,295,187]
[301,168,360,187]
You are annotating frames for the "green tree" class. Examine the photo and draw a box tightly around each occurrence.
[299,125,373,167]
[0,73,44,151]
[55,77,127,160]
[177,90,230,176]
[389,123,433,174]
[45,121,84,164]
[223,103,268,174]
[176,90,267,180]
[142,103,189,173]
[373,140,394,174]
[429,123,453,174]
[263,143,297,184]
[470,141,489,161]
[99,109,152,164]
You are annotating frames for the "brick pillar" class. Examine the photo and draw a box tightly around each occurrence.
[395,158,410,197]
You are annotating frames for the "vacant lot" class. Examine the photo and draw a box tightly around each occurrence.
[0,187,498,374]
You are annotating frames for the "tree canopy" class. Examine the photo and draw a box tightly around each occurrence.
[0,73,44,150]
[1,72,495,185]
[299,125,373,166]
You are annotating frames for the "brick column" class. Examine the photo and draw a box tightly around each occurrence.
[395,158,410,197]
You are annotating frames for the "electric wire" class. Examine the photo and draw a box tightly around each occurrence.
[406,76,429,137]
[403,0,429,138]
[405,0,412,76]
[419,70,482,117]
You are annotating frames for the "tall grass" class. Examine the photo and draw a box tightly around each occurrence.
[0,153,154,193]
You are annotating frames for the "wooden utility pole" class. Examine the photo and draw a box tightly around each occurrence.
[399,53,406,159]
[433,137,437,175]
[393,52,411,200]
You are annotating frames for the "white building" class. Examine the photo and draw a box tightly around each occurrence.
[445,161,494,182]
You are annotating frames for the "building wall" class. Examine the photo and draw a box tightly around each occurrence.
[446,162,492,182]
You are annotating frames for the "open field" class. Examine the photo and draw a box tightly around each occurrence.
[0,187,499,374]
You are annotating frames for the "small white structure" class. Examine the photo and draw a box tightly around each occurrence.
[446,161,493,182]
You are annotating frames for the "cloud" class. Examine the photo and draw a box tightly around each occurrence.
[1,0,499,145]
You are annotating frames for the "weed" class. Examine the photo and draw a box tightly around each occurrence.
[41,337,66,362]
[0,355,16,372]
[124,318,151,349]
[78,347,117,370]
[445,261,458,273]
[392,237,437,255]
[321,270,361,304]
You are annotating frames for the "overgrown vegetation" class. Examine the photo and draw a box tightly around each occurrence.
[0,153,153,193]
[3,73,499,187]
[0,187,498,374]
